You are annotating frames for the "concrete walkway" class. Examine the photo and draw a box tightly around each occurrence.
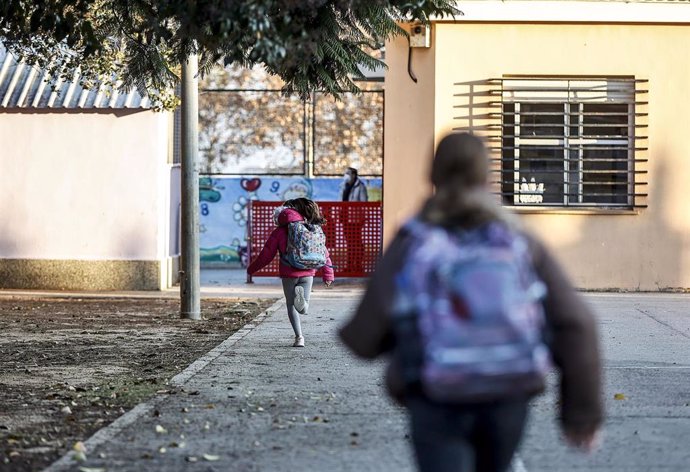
[43,290,690,472]
[522,293,690,472]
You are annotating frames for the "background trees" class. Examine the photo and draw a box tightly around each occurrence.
[198,66,305,174]
[1,1,458,107]
[1,0,457,315]
[198,66,383,176]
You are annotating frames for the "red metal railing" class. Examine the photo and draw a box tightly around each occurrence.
[247,201,383,280]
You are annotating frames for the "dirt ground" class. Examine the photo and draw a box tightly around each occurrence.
[0,296,275,472]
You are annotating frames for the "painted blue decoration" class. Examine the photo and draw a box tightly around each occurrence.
[199,176,382,266]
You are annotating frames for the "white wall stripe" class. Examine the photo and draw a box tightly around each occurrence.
[1,61,24,107]
[61,70,80,107]
[32,70,51,108]
[123,87,135,107]
[0,54,13,90]
[1,45,150,109]
[16,65,38,107]
[92,82,106,108]
[443,1,690,23]
[46,76,64,108]
[107,87,120,108]
[76,87,90,108]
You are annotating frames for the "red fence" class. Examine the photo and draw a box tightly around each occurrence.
[248,201,383,280]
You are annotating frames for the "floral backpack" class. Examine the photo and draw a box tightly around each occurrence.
[281,222,328,270]
[392,219,551,403]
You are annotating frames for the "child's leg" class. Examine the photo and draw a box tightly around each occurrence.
[409,396,528,472]
[295,276,314,314]
[472,399,529,472]
[281,278,303,338]
[408,398,474,472]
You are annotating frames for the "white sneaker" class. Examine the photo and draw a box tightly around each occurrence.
[294,286,308,314]
[293,335,305,348]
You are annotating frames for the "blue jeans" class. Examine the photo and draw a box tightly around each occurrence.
[408,396,529,472]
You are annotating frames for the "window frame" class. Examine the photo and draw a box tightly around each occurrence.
[500,78,640,209]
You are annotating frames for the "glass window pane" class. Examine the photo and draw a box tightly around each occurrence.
[582,103,629,137]
[500,78,636,208]
[582,147,629,204]
[313,85,383,176]
[568,103,579,138]
[199,90,305,174]
[518,146,565,205]
[501,104,516,205]
[567,148,581,203]
[519,103,564,137]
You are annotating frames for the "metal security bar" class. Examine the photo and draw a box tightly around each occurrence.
[477,77,649,209]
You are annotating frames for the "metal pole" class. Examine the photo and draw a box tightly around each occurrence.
[246,200,254,284]
[306,94,315,179]
[180,53,201,320]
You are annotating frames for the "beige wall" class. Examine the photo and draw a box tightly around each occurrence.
[383,27,436,244]
[0,109,179,289]
[384,22,690,290]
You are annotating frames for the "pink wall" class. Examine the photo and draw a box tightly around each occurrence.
[0,109,173,262]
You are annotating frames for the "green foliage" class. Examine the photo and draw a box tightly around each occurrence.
[0,1,459,109]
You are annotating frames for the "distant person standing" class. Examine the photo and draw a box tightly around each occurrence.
[341,167,369,202]
[340,167,368,274]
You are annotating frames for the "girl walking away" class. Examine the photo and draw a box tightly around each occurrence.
[248,198,334,348]
[339,133,603,472]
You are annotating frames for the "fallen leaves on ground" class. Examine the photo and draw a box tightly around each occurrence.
[72,441,87,462]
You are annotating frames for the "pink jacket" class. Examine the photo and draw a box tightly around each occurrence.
[247,208,335,282]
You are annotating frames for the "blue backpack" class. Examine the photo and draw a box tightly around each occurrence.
[281,222,328,270]
[392,219,551,403]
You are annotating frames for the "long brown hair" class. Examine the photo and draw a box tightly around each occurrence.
[284,198,326,225]
[420,132,516,229]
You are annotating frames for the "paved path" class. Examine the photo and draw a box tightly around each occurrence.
[44,292,690,471]
[521,293,690,472]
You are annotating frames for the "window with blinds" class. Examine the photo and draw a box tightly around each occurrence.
[496,77,648,209]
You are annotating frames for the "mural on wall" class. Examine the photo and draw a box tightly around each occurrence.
[199,176,382,266]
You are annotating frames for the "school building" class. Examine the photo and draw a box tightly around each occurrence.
[2,1,689,292]
[0,44,181,291]
[384,0,690,290]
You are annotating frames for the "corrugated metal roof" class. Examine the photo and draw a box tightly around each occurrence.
[0,45,150,109]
